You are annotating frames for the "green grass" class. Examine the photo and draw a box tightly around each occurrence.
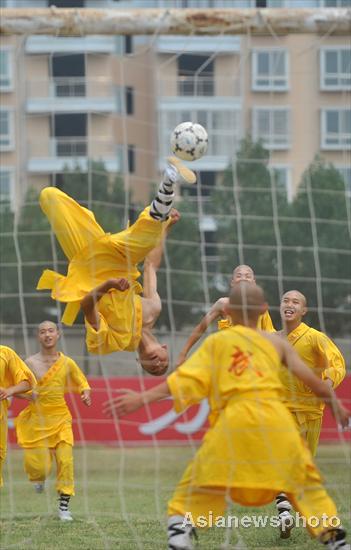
[0,445,350,549]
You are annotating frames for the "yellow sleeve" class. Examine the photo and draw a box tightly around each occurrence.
[65,358,90,394]
[317,335,346,389]
[167,336,214,413]
[258,311,275,332]
[6,349,36,388]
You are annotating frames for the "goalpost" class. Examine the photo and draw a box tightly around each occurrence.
[0,5,350,549]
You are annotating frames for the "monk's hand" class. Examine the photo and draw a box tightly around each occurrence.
[0,387,11,400]
[104,278,130,292]
[176,352,187,368]
[168,209,181,226]
[102,389,143,418]
[81,389,92,407]
[332,399,351,430]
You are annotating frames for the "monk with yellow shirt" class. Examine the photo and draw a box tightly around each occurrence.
[36,158,195,376]
[176,264,274,366]
[104,283,350,550]
[273,290,346,540]
[279,290,345,456]
[15,321,91,521]
[0,345,35,488]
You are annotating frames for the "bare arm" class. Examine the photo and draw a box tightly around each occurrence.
[177,300,225,366]
[0,380,31,400]
[103,381,170,418]
[81,278,130,331]
[143,209,180,300]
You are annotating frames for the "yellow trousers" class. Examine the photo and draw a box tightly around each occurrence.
[168,458,338,540]
[23,441,74,495]
[290,411,323,457]
[0,414,8,488]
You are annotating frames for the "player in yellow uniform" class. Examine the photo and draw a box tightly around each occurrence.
[275,289,346,538]
[176,264,274,366]
[36,158,195,376]
[15,321,91,521]
[104,283,350,550]
[0,345,35,488]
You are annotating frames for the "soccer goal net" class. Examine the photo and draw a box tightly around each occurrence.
[0,2,350,549]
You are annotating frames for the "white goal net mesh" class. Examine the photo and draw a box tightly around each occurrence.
[0,2,350,549]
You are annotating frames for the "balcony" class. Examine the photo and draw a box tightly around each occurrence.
[158,75,241,99]
[27,137,122,174]
[26,78,116,113]
[25,35,118,54]
[156,35,241,54]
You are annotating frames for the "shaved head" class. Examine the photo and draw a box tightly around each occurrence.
[232,265,255,281]
[281,290,307,307]
[228,282,267,325]
[38,320,58,333]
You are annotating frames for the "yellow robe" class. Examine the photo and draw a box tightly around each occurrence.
[218,310,275,332]
[0,346,35,487]
[167,326,319,500]
[279,322,346,416]
[15,353,90,449]
[36,188,168,354]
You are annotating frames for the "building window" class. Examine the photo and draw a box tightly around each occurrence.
[0,49,12,92]
[320,48,351,91]
[321,0,350,6]
[125,87,134,115]
[270,165,292,202]
[0,168,13,207]
[321,109,351,150]
[127,145,135,173]
[252,108,290,150]
[0,110,14,151]
[177,54,214,97]
[51,53,86,97]
[48,0,85,7]
[53,113,87,156]
[124,36,133,54]
[252,50,288,91]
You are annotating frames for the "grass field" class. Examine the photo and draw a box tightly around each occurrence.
[0,445,350,550]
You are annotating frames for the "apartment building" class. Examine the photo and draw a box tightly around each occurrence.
[0,0,350,212]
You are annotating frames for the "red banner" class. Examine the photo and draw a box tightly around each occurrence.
[8,374,350,445]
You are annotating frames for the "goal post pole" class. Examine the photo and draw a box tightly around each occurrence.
[0,7,350,36]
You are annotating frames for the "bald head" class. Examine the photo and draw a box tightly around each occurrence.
[281,290,307,307]
[228,282,267,326]
[38,320,58,333]
[232,265,255,285]
[38,320,60,350]
[280,290,307,327]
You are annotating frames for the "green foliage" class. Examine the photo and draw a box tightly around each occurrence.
[0,152,349,337]
[210,144,351,336]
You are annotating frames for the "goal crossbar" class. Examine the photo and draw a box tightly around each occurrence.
[0,7,350,36]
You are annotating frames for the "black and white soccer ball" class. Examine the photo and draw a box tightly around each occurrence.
[170,122,208,161]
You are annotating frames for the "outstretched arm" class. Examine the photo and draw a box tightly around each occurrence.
[81,278,130,331]
[279,337,350,429]
[176,299,224,366]
[0,380,31,400]
[103,381,170,418]
[143,209,180,300]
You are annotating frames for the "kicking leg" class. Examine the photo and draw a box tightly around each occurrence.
[39,187,105,260]
[150,158,195,221]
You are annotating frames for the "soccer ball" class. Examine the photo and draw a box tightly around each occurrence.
[170,122,208,161]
